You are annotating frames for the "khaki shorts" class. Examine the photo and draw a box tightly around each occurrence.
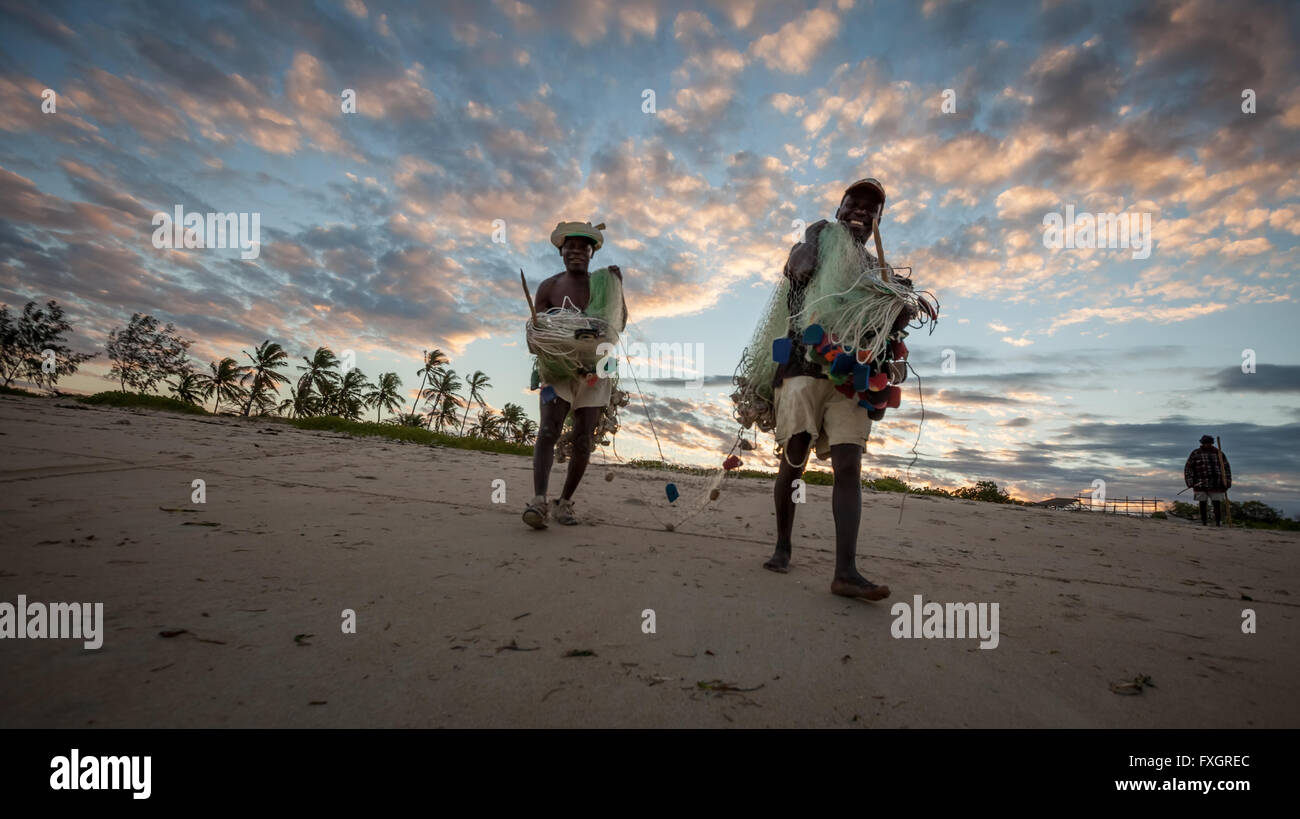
[546,373,613,410]
[1193,490,1227,501]
[774,375,873,460]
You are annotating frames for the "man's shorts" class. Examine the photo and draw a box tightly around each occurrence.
[774,375,873,460]
[1194,490,1227,501]
[544,372,613,410]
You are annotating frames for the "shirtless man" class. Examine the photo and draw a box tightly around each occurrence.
[764,179,896,600]
[523,221,626,529]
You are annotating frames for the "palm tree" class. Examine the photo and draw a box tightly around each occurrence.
[424,368,462,431]
[471,408,503,439]
[516,418,538,446]
[433,392,462,434]
[409,349,448,418]
[239,341,291,417]
[198,357,246,414]
[294,347,340,418]
[365,372,404,423]
[458,370,491,436]
[498,402,526,441]
[167,368,207,406]
[316,377,339,416]
[334,367,372,420]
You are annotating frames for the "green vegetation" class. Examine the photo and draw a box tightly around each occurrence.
[79,391,209,415]
[1168,499,1300,531]
[0,384,43,397]
[953,479,1015,504]
[1,300,97,391]
[622,458,1024,502]
[286,416,532,456]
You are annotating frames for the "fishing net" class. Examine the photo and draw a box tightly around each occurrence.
[795,221,917,364]
[730,221,938,433]
[527,267,628,460]
[527,267,625,385]
[732,276,792,432]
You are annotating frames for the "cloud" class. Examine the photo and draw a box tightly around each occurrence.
[1208,365,1300,393]
[749,8,839,74]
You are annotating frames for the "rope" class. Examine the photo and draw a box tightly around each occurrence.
[617,322,668,465]
[897,360,926,525]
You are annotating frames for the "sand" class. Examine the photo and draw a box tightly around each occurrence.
[1,393,1296,728]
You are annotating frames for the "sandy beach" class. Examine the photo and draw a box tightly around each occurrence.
[1,393,1296,728]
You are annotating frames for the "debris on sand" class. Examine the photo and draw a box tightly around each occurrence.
[696,679,764,694]
[1109,674,1155,695]
[496,640,539,653]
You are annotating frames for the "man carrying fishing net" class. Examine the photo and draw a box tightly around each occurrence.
[733,178,937,600]
[521,221,627,529]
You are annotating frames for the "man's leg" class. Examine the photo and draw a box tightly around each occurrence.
[1199,500,1209,525]
[1212,500,1223,526]
[559,405,601,500]
[525,394,572,529]
[828,443,889,600]
[765,432,811,572]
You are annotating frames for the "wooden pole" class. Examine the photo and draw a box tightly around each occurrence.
[520,269,537,321]
[1215,436,1232,525]
[872,217,891,283]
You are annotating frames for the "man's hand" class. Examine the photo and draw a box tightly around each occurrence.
[608,265,622,280]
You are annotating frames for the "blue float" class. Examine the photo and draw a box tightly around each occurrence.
[771,337,793,364]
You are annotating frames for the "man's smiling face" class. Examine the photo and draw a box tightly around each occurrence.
[836,190,884,242]
[560,236,594,274]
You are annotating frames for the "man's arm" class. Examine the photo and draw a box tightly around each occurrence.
[533,275,556,312]
[606,265,628,328]
[785,220,828,285]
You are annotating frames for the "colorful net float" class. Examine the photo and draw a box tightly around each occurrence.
[786,319,912,420]
[731,221,938,430]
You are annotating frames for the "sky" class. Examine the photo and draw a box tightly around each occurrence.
[1,0,1298,513]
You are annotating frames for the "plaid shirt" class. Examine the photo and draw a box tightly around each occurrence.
[1184,445,1231,491]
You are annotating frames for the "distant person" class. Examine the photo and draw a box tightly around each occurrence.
[1184,435,1231,526]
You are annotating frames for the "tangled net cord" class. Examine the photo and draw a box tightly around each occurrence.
[597,317,746,531]
[791,265,916,363]
[527,298,611,380]
[767,271,939,512]
[597,272,939,529]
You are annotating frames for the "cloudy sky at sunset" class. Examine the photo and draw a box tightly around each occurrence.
[2,0,1298,511]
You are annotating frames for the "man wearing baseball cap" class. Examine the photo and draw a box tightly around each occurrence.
[763,178,895,600]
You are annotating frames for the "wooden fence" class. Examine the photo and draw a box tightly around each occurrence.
[1073,493,1163,518]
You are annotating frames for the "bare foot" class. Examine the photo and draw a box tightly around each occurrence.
[831,572,890,601]
[763,546,791,573]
